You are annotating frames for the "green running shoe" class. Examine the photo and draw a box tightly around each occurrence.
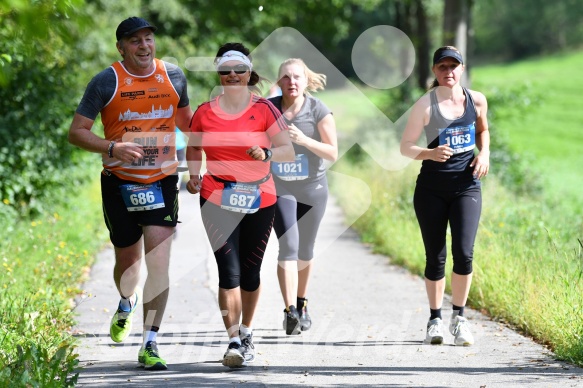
[109,293,138,343]
[138,341,168,370]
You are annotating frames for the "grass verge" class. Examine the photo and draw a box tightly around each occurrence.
[330,159,583,365]
[0,164,107,386]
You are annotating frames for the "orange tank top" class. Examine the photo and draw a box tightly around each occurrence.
[100,59,180,183]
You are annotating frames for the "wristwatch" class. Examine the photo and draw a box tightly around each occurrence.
[262,147,272,162]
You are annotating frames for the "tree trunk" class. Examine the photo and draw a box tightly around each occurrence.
[443,0,472,86]
[394,0,415,102]
[415,0,430,89]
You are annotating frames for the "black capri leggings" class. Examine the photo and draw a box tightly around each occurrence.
[200,198,275,291]
[413,185,481,281]
[273,176,328,261]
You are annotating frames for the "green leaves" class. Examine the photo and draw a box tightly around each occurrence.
[0,343,79,387]
[0,1,91,217]
[0,293,80,387]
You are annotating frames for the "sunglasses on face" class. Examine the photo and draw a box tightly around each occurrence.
[218,64,250,75]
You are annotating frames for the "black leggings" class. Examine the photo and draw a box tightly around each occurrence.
[413,185,481,281]
[200,198,275,291]
[273,177,328,261]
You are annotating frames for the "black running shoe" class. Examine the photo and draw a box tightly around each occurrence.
[282,305,301,335]
[298,299,312,331]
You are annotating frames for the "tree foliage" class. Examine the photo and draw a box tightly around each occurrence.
[0,0,88,216]
[2,0,583,218]
[473,0,583,61]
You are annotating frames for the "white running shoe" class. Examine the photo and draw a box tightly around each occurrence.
[449,314,474,346]
[222,341,246,368]
[424,317,444,345]
[239,332,255,363]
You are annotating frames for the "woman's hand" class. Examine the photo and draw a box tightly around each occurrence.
[470,150,490,179]
[246,145,267,161]
[432,145,453,162]
[288,124,309,147]
[186,175,202,194]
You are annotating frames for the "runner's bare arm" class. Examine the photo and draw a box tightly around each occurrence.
[68,113,144,162]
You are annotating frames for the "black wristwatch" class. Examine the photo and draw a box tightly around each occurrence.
[262,147,272,162]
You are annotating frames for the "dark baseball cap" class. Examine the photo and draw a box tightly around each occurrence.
[116,17,157,41]
[433,48,464,65]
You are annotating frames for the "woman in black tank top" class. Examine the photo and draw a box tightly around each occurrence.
[400,46,490,347]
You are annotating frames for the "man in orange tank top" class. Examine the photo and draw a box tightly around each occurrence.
[68,17,193,371]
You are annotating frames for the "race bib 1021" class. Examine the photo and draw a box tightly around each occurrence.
[271,154,309,181]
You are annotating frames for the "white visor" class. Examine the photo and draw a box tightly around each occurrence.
[215,50,253,71]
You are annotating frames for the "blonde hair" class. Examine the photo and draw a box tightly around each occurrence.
[278,58,326,95]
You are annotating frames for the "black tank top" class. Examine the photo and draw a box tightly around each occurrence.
[417,87,480,190]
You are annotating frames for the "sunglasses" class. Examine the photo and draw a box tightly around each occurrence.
[218,64,250,75]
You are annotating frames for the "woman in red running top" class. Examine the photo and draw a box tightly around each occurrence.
[186,42,294,368]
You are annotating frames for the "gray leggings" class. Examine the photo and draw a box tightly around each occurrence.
[274,176,328,261]
[413,184,482,281]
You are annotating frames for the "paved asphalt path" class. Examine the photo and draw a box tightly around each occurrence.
[73,188,583,387]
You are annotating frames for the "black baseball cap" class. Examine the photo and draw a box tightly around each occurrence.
[432,48,464,65]
[116,17,157,41]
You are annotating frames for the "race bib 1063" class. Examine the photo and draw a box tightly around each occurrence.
[120,183,165,212]
[271,154,309,181]
[221,183,261,213]
[439,123,476,154]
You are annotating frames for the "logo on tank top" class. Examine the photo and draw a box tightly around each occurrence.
[155,74,164,83]
[154,124,171,132]
[123,125,142,132]
[121,91,145,100]
[124,77,133,86]
[148,93,171,99]
[118,105,174,121]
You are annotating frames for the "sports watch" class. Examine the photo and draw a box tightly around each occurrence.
[262,147,272,162]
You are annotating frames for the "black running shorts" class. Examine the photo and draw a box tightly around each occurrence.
[101,171,179,248]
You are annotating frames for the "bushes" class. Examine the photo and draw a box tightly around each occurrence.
[0,298,80,387]
[0,1,90,217]
[0,60,88,217]
[0,169,106,387]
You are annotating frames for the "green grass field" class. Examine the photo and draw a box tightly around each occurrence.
[318,84,387,138]
[472,51,583,206]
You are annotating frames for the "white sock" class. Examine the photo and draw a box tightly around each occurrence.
[229,336,241,345]
[143,330,158,346]
[239,324,252,337]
